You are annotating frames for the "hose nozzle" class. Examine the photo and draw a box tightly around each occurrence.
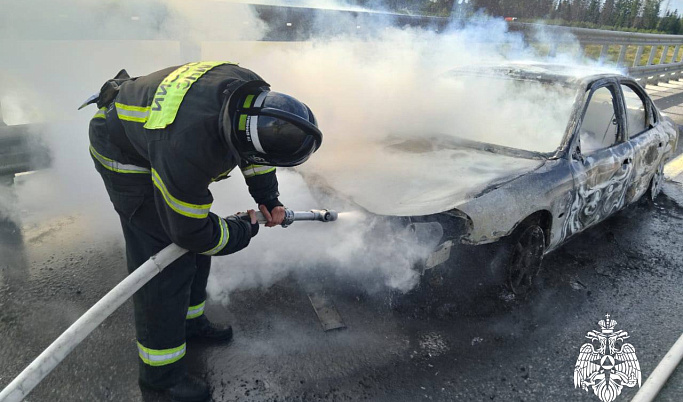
[282,209,338,227]
[237,208,338,227]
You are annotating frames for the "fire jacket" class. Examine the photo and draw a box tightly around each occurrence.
[88,62,281,256]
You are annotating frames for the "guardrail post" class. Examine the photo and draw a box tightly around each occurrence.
[660,45,669,64]
[512,22,683,86]
[647,46,657,66]
[672,45,681,64]
[633,46,644,67]
[672,45,683,81]
[617,45,628,67]
[599,44,609,63]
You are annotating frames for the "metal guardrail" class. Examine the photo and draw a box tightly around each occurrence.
[246,7,683,86]
[4,2,683,85]
[250,8,683,85]
[509,22,683,84]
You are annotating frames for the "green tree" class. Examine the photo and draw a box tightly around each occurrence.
[641,0,663,29]
[586,0,601,24]
[659,9,681,33]
[600,0,617,25]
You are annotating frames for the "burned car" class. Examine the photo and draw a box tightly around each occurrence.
[304,63,679,295]
[0,103,51,184]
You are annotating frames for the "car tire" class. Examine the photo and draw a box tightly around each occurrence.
[645,162,664,205]
[498,223,546,296]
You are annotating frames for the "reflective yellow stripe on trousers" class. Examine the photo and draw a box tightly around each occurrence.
[92,107,106,120]
[186,301,206,319]
[89,145,151,174]
[137,342,186,366]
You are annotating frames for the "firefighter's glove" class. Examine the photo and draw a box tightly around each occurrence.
[237,210,260,238]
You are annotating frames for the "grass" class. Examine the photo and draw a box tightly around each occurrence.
[520,19,683,68]
[527,43,682,67]
[583,44,680,67]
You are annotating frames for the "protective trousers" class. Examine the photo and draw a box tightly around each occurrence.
[95,164,210,388]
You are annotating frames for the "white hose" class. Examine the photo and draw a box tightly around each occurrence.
[631,333,683,402]
[0,244,188,402]
[0,209,335,401]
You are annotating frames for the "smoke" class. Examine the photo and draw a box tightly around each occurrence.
[207,169,440,301]
[205,6,612,300]
[0,1,614,302]
[0,0,265,230]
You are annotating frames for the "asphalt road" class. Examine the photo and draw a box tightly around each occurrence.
[0,85,682,402]
[0,176,682,402]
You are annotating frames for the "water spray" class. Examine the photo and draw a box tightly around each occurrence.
[0,208,337,402]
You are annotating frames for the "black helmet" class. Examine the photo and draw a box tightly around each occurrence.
[222,81,322,167]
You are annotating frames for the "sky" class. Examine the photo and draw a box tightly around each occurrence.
[667,0,683,13]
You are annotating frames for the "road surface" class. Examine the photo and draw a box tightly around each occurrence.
[1,84,682,402]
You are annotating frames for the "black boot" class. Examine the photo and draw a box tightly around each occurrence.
[186,315,233,343]
[139,374,210,402]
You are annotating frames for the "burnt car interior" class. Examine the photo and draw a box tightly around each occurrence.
[579,86,620,155]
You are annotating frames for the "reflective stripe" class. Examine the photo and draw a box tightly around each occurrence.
[200,217,229,256]
[144,61,234,129]
[115,102,150,123]
[89,145,151,174]
[137,342,186,367]
[151,169,212,219]
[186,301,206,319]
[243,94,255,108]
[242,164,275,178]
[254,91,267,107]
[238,114,248,131]
[249,116,266,153]
[211,168,234,182]
[92,107,106,120]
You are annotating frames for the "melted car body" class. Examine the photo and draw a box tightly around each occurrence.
[301,63,678,291]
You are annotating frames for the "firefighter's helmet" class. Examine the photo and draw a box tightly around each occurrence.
[222,81,322,167]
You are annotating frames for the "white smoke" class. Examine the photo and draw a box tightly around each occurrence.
[0,0,615,302]
[205,9,612,300]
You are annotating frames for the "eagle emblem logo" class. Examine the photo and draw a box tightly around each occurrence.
[574,314,641,402]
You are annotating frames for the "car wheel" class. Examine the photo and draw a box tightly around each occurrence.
[505,224,546,296]
[646,162,664,203]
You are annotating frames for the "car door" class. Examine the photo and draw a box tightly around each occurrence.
[565,81,635,235]
[619,81,664,202]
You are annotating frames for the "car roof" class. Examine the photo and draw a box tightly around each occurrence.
[445,61,627,86]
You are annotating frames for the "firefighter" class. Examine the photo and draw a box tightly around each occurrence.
[83,61,322,401]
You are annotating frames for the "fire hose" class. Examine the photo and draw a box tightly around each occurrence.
[631,333,683,402]
[0,209,337,402]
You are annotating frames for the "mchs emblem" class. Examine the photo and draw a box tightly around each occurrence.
[574,314,641,402]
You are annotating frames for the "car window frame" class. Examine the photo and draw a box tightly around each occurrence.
[617,79,656,139]
[571,79,626,158]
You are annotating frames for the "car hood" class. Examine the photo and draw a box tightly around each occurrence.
[300,138,546,216]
